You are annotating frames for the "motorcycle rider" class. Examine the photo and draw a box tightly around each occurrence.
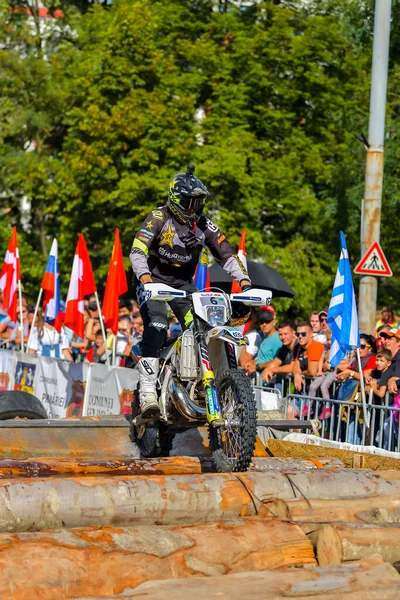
[130,165,252,418]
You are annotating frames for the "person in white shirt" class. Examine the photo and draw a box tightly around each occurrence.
[238,307,263,369]
[29,315,72,361]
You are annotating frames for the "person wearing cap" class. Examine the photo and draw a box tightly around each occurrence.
[244,306,282,375]
[378,330,400,395]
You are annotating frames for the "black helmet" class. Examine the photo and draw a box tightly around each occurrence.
[168,165,209,227]
[230,301,251,327]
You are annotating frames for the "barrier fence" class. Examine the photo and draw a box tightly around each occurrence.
[283,394,400,452]
[1,349,399,452]
[0,350,138,418]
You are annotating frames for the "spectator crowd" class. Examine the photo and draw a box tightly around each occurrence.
[239,304,400,449]
[1,286,399,448]
[0,290,180,366]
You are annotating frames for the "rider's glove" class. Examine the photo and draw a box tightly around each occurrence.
[181,230,198,248]
[241,284,253,292]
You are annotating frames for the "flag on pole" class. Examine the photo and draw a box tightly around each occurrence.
[231,229,251,333]
[41,239,61,331]
[65,234,97,339]
[0,227,20,322]
[102,228,128,335]
[231,229,247,294]
[194,245,210,291]
[327,231,360,367]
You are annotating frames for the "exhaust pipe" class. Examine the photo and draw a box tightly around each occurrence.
[168,379,207,421]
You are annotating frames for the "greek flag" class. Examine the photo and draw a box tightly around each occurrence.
[327,232,360,367]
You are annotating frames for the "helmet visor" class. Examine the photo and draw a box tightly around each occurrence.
[179,195,206,212]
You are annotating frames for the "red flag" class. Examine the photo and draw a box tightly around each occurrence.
[0,227,20,322]
[86,346,95,363]
[231,230,251,333]
[231,230,247,293]
[65,234,96,339]
[102,228,128,335]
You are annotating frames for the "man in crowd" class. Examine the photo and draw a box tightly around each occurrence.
[244,306,282,375]
[119,298,132,317]
[132,312,144,341]
[293,321,325,391]
[375,306,395,334]
[260,321,298,385]
[378,330,400,395]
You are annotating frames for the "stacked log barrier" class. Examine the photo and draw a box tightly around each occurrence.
[0,469,399,532]
[0,519,316,599]
[75,556,400,600]
[314,523,400,565]
[0,456,344,478]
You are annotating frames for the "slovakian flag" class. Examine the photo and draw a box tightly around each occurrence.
[102,228,128,335]
[0,227,20,322]
[41,239,61,331]
[194,245,210,291]
[65,234,96,339]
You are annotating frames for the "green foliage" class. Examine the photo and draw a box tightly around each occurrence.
[0,0,396,321]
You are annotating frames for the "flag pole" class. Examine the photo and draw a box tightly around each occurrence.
[26,288,43,352]
[112,334,116,367]
[356,346,370,429]
[94,291,110,367]
[17,280,25,354]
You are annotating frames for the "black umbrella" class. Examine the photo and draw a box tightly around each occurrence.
[209,260,295,298]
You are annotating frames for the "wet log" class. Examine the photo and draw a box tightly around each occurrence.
[0,469,398,532]
[0,456,344,479]
[315,523,400,566]
[266,439,400,471]
[0,518,315,599]
[75,556,400,600]
[0,456,204,478]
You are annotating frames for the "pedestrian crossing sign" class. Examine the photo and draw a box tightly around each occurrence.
[354,242,392,277]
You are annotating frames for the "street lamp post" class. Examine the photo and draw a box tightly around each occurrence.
[358,0,392,334]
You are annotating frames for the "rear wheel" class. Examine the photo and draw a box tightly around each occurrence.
[209,370,256,472]
[129,386,174,457]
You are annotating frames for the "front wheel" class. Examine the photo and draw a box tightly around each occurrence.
[209,370,257,472]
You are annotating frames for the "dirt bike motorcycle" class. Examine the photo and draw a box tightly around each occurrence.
[130,283,272,472]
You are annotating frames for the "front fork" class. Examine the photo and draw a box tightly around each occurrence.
[197,336,221,423]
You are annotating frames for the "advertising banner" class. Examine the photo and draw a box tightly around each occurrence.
[12,352,39,395]
[0,350,13,392]
[114,367,139,415]
[0,350,139,418]
[82,363,122,416]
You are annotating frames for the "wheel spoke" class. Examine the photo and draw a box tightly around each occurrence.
[219,383,242,460]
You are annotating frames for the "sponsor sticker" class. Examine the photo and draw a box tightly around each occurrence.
[206,387,215,415]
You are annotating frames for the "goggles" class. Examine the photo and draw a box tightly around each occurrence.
[360,343,371,349]
[179,195,206,211]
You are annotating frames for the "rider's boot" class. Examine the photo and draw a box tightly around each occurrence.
[138,357,161,418]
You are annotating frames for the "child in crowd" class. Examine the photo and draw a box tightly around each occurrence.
[365,349,392,399]
[92,329,111,364]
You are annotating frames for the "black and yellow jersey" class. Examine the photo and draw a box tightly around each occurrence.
[130,206,248,287]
